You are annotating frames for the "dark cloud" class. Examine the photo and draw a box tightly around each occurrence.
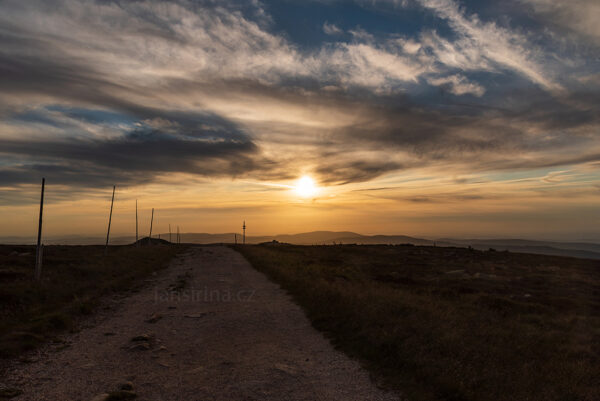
[315,160,405,185]
[0,121,261,188]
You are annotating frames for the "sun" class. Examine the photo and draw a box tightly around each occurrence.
[295,176,318,198]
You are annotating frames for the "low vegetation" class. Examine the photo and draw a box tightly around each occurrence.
[235,244,600,401]
[0,244,183,359]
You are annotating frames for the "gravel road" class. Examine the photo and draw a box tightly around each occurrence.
[3,246,402,401]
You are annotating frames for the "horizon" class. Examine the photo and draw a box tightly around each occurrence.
[2,229,600,245]
[1,0,599,241]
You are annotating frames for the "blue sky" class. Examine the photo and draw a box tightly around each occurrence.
[0,0,598,239]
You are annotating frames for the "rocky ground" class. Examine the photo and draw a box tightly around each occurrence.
[1,246,402,401]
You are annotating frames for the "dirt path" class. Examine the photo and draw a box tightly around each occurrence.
[3,246,402,401]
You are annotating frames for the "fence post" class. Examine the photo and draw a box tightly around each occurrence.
[148,208,154,245]
[104,185,116,255]
[35,178,45,281]
[136,199,139,247]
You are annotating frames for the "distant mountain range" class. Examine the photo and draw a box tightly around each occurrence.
[2,231,600,260]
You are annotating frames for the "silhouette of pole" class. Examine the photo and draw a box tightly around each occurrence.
[169,224,172,243]
[148,208,154,245]
[135,199,139,247]
[243,220,246,245]
[104,185,116,256]
[177,226,180,244]
[234,233,237,245]
[35,178,45,281]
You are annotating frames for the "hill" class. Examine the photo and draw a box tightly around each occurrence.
[2,231,599,259]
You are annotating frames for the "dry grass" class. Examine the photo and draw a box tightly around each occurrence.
[235,244,600,401]
[0,244,184,359]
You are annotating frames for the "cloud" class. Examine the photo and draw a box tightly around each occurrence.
[520,0,600,43]
[315,159,405,185]
[427,74,485,96]
[416,0,561,91]
[0,0,598,198]
[328,42,432,89]
[323,22,343,35]
[0,106,267,189]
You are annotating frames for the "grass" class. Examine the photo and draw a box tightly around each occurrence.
[234,243,600,401]
[0,244,184,359]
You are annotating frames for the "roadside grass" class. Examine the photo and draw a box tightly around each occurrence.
[0,244,184,359]
[234,244,600,401]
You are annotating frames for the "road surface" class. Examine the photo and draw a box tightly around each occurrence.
[4,246,402,401]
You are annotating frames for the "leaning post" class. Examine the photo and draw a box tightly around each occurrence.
[148,208,154,245]
[104,185,116,256]
[34,178,45,281]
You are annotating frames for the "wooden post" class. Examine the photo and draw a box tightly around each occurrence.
[135,199,139,247]
[104,185,116,255]
[38,244,44,277]
[148,208,154,245]
[243,220,246,245]
[35,178,45,281]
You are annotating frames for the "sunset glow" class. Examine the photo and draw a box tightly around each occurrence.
[295,176,318,198]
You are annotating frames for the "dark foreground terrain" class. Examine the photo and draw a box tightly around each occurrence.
[2,247,399,401]
[235,244,600,401]
[0,244,182,359]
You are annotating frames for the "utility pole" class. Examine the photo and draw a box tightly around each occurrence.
[135,199,139,247]
[148,208,154,245]
[169,224,172,243]
[234,233,237,245]
[243,220,246,245]
[34,178,45,281]
[104,185,116,256]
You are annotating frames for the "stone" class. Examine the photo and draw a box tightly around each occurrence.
[184,313,206,318]
[145,313,162,324]
[106,390,137,400]
[130,334,151,342]
[129,342,151,351]
[445,269,465,275]
[119,382,134,391]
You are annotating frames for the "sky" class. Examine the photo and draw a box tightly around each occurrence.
[0,0,599,241]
